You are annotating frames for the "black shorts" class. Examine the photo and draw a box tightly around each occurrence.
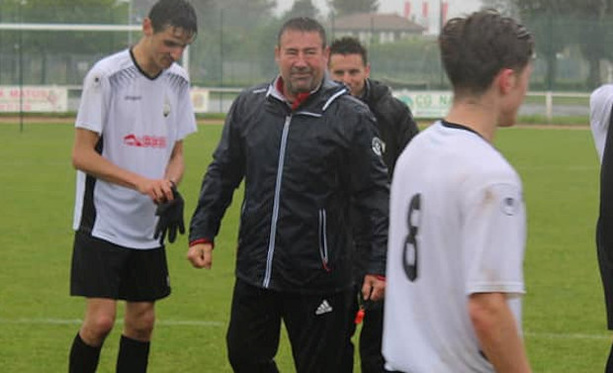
[70,231,171,302]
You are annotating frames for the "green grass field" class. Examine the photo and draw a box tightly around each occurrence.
[0,121,609,372]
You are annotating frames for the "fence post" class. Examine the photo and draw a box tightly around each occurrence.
[219,8,224,113]
[546,91,553,123]
[18,1,23,132]
[183,46,190,78]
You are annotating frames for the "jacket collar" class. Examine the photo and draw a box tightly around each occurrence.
[358,78,370,101]
[266,74,348,114]
[362,78,391,106]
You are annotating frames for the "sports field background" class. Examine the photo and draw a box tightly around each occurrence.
[0,120,609,372]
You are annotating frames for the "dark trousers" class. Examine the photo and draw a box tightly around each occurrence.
[226,278,354,373]
[341,286,386,373]
[360,300,385,372]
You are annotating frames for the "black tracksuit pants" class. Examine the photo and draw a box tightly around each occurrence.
[341,284,386,373]
[226,278,354,373]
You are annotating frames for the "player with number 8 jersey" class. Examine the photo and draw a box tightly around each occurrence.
[384,120,527,372]
[383,10,534,373]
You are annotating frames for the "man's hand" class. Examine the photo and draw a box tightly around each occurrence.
[139,178,175,204]
[153,186,185,244]
[187,243,213,269]
[362,274,386,302]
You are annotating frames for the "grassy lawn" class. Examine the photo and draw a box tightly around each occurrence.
[0,121,608,372]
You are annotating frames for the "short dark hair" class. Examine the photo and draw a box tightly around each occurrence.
[277,17,327,48]
[148,0,198,37]
[329,37,368,65]
[439,10,534,95]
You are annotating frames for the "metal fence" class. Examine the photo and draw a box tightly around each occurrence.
[0,3,607,118]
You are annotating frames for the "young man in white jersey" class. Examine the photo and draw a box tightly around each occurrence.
[589,85,613,373]
[68,1,197,371]
[383,10,534,373]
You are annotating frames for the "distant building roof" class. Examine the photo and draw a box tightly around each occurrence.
[330,12,426,33]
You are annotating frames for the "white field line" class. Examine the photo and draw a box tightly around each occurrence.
[520,165,599,171]
[0,318,608,340]
[0,318,223,327]
[524,331,611,341]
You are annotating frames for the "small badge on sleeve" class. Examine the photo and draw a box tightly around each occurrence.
[371,137,385,157]
[501,197,518,216]
[86,73,102,91]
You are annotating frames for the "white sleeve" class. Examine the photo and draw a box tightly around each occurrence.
[75,67,108,134]
[463,182,526,295]
[175,80,197,141]
[590,84,613,163]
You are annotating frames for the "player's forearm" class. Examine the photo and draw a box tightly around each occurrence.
[72,146,147,190]
[164,141,185,185]
[469,293,531,373]
[72,128,150,191]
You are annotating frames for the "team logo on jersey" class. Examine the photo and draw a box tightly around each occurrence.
[501,197,518,216]
[163,95,171,117]
[371,137,385,157]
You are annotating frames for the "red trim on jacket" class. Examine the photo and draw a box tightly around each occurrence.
[189,238,214,249]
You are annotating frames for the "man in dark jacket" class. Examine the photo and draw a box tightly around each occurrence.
[329,36,419,373]
[187,18,389,373]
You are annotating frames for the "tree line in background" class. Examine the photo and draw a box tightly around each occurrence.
[484,0,613,89]
[1,0,612,90]
[0,0,382,87]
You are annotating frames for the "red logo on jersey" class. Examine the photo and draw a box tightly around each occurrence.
[123,134,167,148]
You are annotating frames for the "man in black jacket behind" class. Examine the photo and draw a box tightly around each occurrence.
[329,36,419,373]
[187,18,389,373]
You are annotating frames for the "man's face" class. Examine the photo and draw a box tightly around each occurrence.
[328,53,370,97]
[275,30,329,98]
[144,20,194,73]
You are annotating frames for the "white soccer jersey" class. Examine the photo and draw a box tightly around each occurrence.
[72,49,197,249]
[590,84,613,163]
[383,121,526,373]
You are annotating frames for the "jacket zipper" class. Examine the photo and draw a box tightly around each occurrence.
[318,209,331,272]
[263,115,292,288]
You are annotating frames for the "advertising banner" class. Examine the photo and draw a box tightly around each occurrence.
[190,87,210,113]
[393,90,453,119]
[0,86,68,112]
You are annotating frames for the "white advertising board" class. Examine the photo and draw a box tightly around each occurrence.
[190,87,210,113]
[393,90,453,119]
[0,86,68,112]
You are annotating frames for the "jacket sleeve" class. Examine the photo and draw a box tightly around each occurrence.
[375,95,419,176]
[188,98,245,244]
[390,100,419,174]
[349,106,390,276]
[397,103,419,153]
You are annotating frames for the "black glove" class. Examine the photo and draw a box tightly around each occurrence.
[154,186,185,244]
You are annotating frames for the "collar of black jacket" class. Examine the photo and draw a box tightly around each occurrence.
[267,75,349,114]
[363,78,393,106]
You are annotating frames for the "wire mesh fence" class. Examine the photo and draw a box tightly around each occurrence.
[0,2,607,118]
